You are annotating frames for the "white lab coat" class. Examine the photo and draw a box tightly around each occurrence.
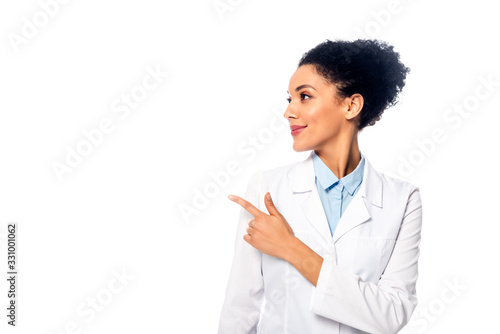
[218,151,423,334]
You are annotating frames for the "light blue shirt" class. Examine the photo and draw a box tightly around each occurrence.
[312,150,365,237]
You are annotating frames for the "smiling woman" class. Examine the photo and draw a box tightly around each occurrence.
[218,39,422,334]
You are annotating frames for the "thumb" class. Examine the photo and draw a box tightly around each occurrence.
[264,192,281,217]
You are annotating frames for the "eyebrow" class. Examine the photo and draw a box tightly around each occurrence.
[287,84,317,94]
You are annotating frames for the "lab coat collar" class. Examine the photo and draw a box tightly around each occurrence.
[311,150,366,196]
[287,150,383,243]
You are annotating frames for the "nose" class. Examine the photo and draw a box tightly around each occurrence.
[284,103,298,122]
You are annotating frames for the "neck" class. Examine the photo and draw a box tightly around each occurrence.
[314,128,361,179]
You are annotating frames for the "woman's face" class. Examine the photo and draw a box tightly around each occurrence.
[284,64,355,152]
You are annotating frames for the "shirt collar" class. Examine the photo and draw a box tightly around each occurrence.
[312,150,365,195]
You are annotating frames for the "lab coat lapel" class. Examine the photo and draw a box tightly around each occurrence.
[331,189,371,243]
[288,152,331,242]
[301,187,332,240]
[333,156,383,242]
[287,151,383,244]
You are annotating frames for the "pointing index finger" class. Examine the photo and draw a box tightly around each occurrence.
[228,195,263,218]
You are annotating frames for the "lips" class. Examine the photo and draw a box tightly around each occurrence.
[290,125,307,136]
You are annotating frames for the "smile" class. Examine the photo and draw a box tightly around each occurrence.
[290,125,307,136]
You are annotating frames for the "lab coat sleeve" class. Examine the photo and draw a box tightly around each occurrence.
[310,186,423,334]
[218,171,265,334]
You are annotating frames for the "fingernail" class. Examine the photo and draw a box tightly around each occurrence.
[228,195,235,201]
[266,193,271,200]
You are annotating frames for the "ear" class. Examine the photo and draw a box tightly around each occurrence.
[346,93,364,122]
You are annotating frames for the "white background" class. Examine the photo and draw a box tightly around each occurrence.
[1,0,499,333]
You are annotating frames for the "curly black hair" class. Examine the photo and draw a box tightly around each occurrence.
[297,39,410,130]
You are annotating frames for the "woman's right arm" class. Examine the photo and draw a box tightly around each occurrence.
[218,171,265,334]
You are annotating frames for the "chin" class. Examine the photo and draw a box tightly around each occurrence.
[292,141,312,152]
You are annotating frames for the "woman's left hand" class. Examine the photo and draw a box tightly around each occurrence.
[228,192,295,260]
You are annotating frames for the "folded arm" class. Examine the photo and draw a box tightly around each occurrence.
[287,187,423,334]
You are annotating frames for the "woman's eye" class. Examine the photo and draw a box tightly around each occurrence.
[286,93,310,104]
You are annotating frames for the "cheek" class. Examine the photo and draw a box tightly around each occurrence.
[303,106,325,126]
[309,107,340,134]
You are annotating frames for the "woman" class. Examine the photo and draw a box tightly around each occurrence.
[218,39,422,334]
